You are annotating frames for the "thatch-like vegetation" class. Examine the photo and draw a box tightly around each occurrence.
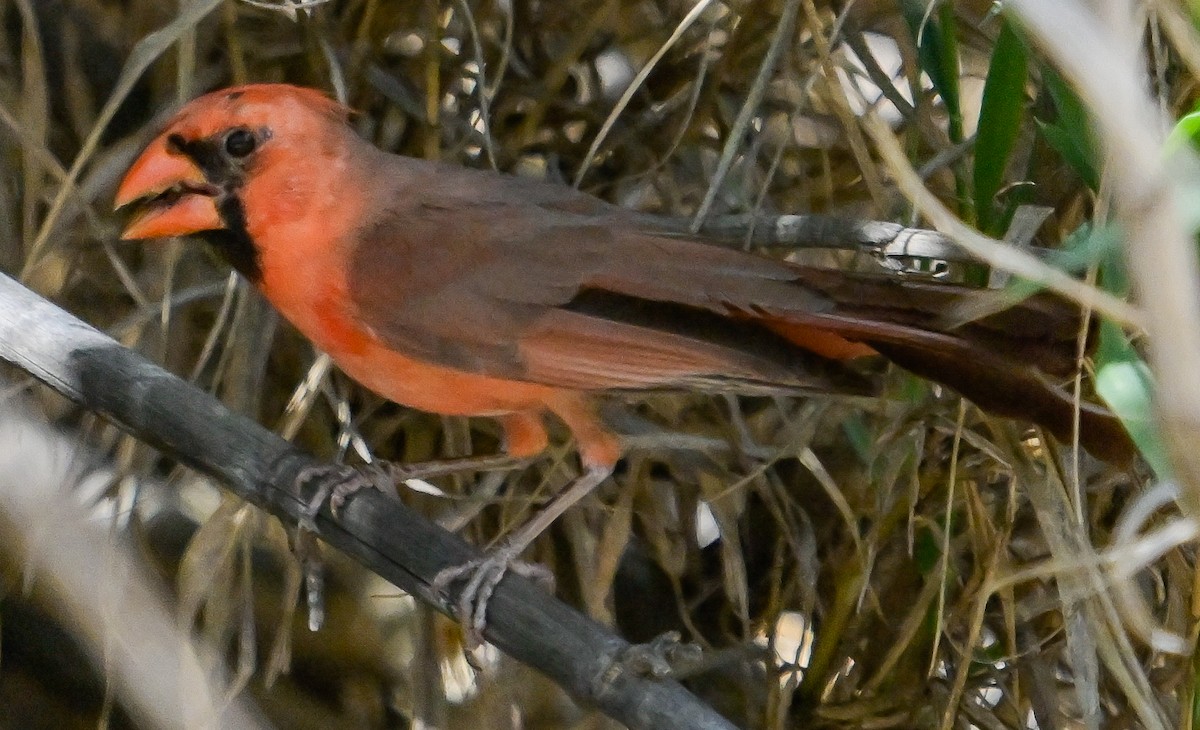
[1,0,1198,728]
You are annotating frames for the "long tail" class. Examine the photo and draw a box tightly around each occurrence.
[764,267,1135,464]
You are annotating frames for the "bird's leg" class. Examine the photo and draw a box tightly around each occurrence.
[293,526,326,631]
[385,453,530,484]
[432,464,613,649]
[299,453,529,521]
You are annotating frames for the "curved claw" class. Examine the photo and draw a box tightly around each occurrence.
[432,545,555,649]
[609,632,704,681]
[297,462,393,522]
[432,466,610,650]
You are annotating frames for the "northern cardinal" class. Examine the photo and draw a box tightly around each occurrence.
[116,84,1132,637]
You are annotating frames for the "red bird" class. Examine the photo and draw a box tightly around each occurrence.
[116,84,1131,637]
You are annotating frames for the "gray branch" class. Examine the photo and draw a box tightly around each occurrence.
[697,213,978,262]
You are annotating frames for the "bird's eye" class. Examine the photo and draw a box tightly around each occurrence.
[223,129,257,158]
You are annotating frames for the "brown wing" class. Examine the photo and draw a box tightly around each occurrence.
[346,156,1132,461]
[345,157,867,396]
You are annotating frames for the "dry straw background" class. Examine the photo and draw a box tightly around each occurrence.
[1,0,1199,728]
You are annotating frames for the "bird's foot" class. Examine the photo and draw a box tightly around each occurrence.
[297,462,395,527]
[602,632,704,685]
[432,541,555,650]
[433,464,610,652]
[298,454,531,528]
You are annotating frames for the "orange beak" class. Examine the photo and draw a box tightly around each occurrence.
[114,136,223,240]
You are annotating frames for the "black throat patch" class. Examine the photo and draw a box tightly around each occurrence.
[167,134,263,283]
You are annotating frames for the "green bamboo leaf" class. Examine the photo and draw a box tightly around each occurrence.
[900,0,961,131]
[1084,220,1162,473]
[1095,320,1167,476]
[840,413,872,463]
[1047,222,1122,276]
[974,21,1028,235]
[993,221,1152,469]
[1167,105,1200,232]
[901,1,971,229]
[933,3,963,143]
[1169,106,1200,148]
[1035,67,1100,191]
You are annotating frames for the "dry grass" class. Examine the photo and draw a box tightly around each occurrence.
[0,0,1197,728]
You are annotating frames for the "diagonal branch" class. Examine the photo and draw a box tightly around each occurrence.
[0,271,737,730]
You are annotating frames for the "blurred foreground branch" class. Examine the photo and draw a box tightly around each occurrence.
[0,272,736,730]
[1008,0,1200,511]
[0,404,271,729]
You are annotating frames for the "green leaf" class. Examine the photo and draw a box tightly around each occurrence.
[992,221,1153,470]
[900,2,942,88]
[841,413,873,463]
[1080,219,1163,473]
[1167,105,1200,239]
[900,1,971,225]
[1036,120,1099,191]
[1035,67,1101,191]
[1095,321,1169,476]
[900,0,962,138]
[974,21,1028,235]
[1169,105,1200,149]
[1047,222,1123,277]
[913,523,942,574]
[934,4,963,143]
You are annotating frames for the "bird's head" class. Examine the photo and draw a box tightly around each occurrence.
[115,83,352,278]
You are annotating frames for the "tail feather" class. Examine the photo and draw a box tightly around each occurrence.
[771,267,1134,464]
[789,267,1085,343]
[871,340,1134,464]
